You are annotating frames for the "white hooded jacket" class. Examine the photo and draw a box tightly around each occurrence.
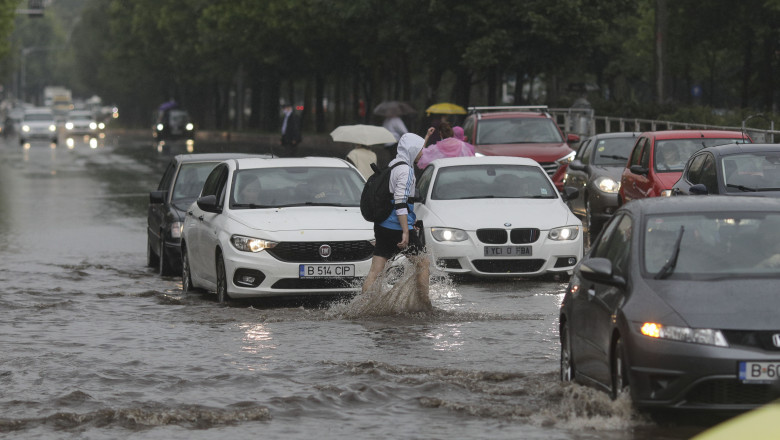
[379,133,425,230]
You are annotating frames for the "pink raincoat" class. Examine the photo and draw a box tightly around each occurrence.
[416,132,475,169]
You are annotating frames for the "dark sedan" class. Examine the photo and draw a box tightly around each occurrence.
[563,132,639,242]
[147,153,254,275]
[671,143,780,196]
[560,196,780,412]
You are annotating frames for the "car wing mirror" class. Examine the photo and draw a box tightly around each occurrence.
[561,186,579,201]
[196,195,220,213]
[629,165,648,176]
[567,133,580,143]
[567,160,585,171]
[689,183,708,195]
[149,190,167,204]
[579,257,626,288]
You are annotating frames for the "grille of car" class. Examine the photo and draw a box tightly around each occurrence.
[472,259,545,273]
[721,330,780,351]
[477,229,540,244]
[476,229,507,244]
[510,228,540,244]
[271,278,359,289]
[685,379,776,405]
[539,162,558,177]
[267,241,374,262]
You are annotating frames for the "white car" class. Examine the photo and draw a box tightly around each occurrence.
[19,107,58,144]
[64,110,102,135]
[414,156,583,278]
[181,156,374,302]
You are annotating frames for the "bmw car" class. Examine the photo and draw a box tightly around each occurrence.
[414,156,583,279]
[560,196,780,411]
[181,157,374,302]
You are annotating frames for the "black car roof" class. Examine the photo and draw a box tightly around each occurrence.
[696,143,780,157]
[620,195,780,217]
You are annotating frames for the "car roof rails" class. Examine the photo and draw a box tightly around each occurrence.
[467,105,550,119]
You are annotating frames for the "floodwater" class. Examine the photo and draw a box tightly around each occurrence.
[0,133,712,439]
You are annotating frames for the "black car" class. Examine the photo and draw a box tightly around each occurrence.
[671,143,780,196]
[153,109,195,142]
[560,196,780,412]
[563,132,639,242]
[147,153,254,275]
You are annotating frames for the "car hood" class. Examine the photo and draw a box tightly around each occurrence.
[591,165,625,181]
[646,279,780,330]
[418,198,579,230]
[475,143,571,162]
[228,206,373,232]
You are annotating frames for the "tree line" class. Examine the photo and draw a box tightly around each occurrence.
[2,0,779,133]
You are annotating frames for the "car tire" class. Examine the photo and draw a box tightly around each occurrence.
[182,244,196,294]
[215,253,229,304]
[147,236,159,268]
[560,321,575,382]
[158,237,175,276]
[611,336,629,400]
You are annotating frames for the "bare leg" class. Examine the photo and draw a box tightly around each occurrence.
[412,255,431,308]
[362,255,388,294]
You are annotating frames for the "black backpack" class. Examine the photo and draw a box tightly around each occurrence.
[360,161,407,223]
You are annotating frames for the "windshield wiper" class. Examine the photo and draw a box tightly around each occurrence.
[275,202,346,207]
[599,155,629,160]
[232,203,271,209]
[458,195,495,199]
[726,183,757,192]
[655,225,685,280]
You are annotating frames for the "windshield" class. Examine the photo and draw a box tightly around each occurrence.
[171,162,221,203]
[476,118,564,145]
[592,137,636,166]
[69,113,93,121]
[24,113,54,122]
[231,167,365,208]
[723,151,780,192]
[431,164,556,200]
[655,138,750,173]
[643,212,780,278]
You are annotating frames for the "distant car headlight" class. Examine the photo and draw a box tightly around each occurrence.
[98,122,105,130]
[660,189,673,197]
[65,122,74,130]
[640,322,728,347]
[89,122,97,130]
[185,123,194,131]
[170,222,184,239]
[231,235,278,253]
[22,125,30,132]
[49,124,57,132]
[431,227,468,242]
[156,123,164,131]
[556,151,576,165]
[548,226,579,241]
[594,176,620,193]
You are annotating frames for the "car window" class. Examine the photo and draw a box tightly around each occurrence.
[475,118,564,145]
[172,162,220,202]
[157,161,176,191]
[575,139,592,164]
[24,113,55,121]
[202,164,228,198]
[463,117,475,143]
[591,213,623,255]
[592,137,635,166]
[629,138,646,166]
[685,153,707,184]
[723,152,780,191]
[431,164,555,200]
[416,166,435,203]
[592,214,632,276]
[640,139,651,168]
[230,167,365,208]
[699,155,718,193]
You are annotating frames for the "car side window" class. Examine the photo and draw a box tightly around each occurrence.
[629,138,645,166]
[201,164,228,197]
[463,117,475,143]
[640,140,651,168]
[158,161,176,191]
[699,155,718,193]
[686,154,707,183]
[592,214,632,276]
[591,213,623,256]
[576,139,592,164]
[416,166,434,203]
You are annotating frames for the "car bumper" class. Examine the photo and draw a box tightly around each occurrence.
[427,232,583,277]
[588,191,620,225]
[626,327,780,411]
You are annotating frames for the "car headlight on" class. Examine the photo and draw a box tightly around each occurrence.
[65,122,74,130]
[431,227,468,242]
[98,122,105,130]
[89,122,97,130]
[156,123,164,131]
[231,235,278,253]
[185,123,194,131]
[640,322,728,347]
[660,189,673,197]
[594,176,620,193]
[49,124,57,132]
[170,222,184,239]
[548,226,579,241]
[22,125,30,132]
[556,151,576,165]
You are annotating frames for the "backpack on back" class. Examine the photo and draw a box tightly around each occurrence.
[360,161,407,223]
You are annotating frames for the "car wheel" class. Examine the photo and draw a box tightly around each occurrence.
[611,336,629,400]
[215,254,229,304]
[158,237,175,276]
[560,321,575,382]
[182,244,196,294]
[147,236,159,268]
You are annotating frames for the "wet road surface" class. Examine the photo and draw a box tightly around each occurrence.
[0,134,714,439]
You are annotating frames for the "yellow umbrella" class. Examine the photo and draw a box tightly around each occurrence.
[425,102,467,115]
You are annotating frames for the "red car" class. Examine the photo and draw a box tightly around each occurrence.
[462,106,579,190]
[618,130,752,205]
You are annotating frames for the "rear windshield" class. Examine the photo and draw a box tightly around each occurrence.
[476,118,564,145]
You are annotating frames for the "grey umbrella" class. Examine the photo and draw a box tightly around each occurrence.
[373,101,416,117]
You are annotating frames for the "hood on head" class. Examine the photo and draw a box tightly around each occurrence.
[396,133,425,165]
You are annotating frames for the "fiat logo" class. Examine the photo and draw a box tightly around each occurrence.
[319,244,332,258]
[504,222,512,227]
[773,333,780,348]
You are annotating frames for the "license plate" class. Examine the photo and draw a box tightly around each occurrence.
[484,246,532,257]
[299,264,355,278]
[738,361,780,383]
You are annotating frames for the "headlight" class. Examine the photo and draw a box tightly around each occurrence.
[22,125,30,132]
[98,122,105,129]
[640,322,728,347]
[65,122,74,130]
[431,227,468,242]
[170,222,184,239]
[185,123,194,131]
[548,226,579,241]
[556,151,576,165]
[594,176,620,193]
[660,189,673,197]
[89,122,97,130]
[156,123,164,131]
[231,235,278,252]
[49,125,57,132]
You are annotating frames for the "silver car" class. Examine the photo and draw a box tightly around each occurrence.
[20,107,58,145]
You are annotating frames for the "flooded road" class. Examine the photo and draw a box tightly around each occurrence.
[0,134,709,439]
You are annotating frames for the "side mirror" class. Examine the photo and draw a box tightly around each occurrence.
[689,184,708,195]
[579,257,626,288]
[149,190,167,204]
[561,186,579,201]
[567,160,585,171]
[630,165,648,176]
[196,195,220,213]
[567,133,581,143]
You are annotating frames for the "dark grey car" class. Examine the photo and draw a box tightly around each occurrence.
[564,132,639,243]
[560,196,780,412]
[671,143,780,196]
[147,153,254,275]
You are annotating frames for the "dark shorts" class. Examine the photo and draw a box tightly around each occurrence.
[373,224,424,259]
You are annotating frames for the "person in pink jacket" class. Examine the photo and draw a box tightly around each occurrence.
[416,122,475,170]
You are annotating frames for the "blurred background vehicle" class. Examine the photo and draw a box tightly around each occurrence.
[19,107,58,145]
